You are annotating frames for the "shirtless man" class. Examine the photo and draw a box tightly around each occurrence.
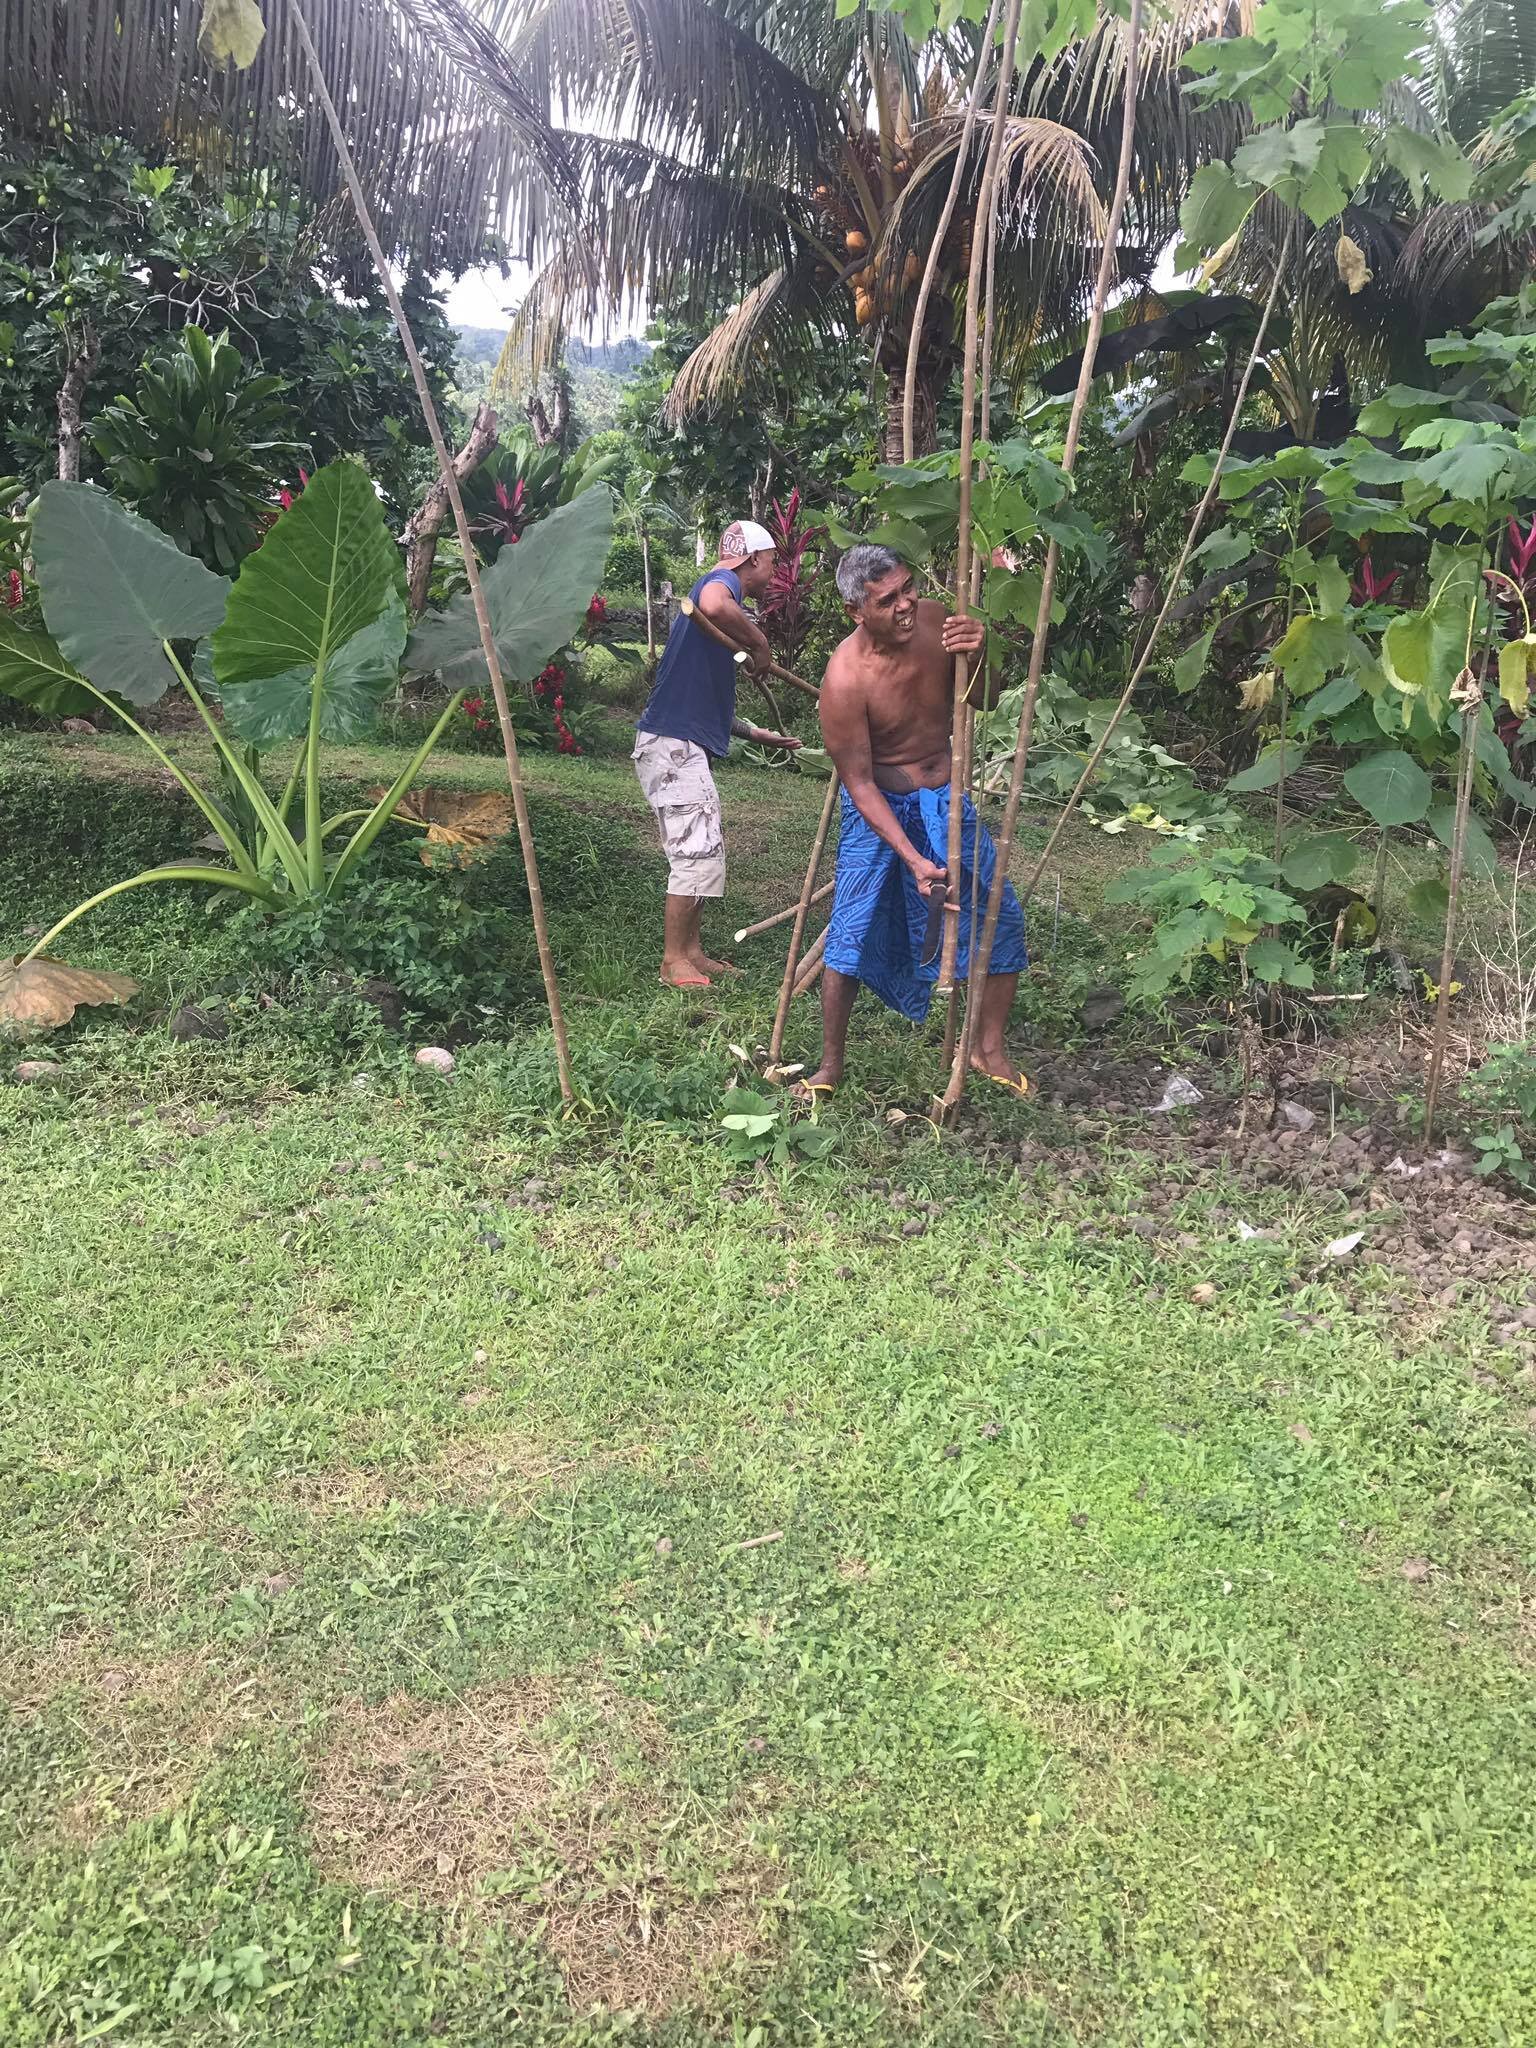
[801,542,1028,1094]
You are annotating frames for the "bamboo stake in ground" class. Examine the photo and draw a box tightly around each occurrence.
[288,0,573,1102]
[792,924,829,995]
[1424,667,1484,1142]
[941,0,1144,1112]
[770,773,841,1062]
[938,0,1027,998]
[900,0,1004,465]
[735,880,834,945]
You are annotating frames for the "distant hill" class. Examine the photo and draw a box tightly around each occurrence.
[452,328,653,435]
[453,328,651,376]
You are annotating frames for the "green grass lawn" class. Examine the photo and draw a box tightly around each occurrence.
[2,733,1534,2045]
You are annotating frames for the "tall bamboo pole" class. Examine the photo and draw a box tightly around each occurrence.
[937,0,1027,998]
[944,189,1004,1066]
[1009,231,1292,913]
[900,0,1004,466]
[289,0,574,1101]
[941,0,1144,1111]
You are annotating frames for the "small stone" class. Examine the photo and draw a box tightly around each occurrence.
[1079,984,1126,1033]
[415,1046,455,1075]
[360,1157,384,1173]
[1280,1101,1317,1133]
[1289,1422,1314,1445]
[900,1218,927,1239]
[1400,1557,1433,1583]
[745,1735,768,1754]
[654,1536,674,1558]
[477,1231,503,1251]
[169,1003,228,1042]
[262,1573,296,1597]
[13,1060,64,1084]
[1189,1282,1218,1305]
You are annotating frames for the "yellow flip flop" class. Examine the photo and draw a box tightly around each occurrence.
[983,1070,1031,1098]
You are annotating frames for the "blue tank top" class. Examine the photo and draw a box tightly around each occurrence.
[636,567,744,759]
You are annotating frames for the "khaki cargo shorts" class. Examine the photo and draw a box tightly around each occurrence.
[632,731,726,899]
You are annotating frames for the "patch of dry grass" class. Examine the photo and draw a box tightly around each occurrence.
[275,1429,650,1521]
[0,1636,276,1840]
[305,1678,772,2016]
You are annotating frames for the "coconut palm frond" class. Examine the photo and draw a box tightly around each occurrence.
[489,244,596,397]
[0,0,574,270]
[663,259,842,419]
[483,0,827,187]
[559,133,808,321]
[1431,0,1536,142]
[1399,202,1534,318]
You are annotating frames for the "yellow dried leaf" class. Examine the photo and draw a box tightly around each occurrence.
[0,957,138,1042]
[380,787,515,867]
[198,0,266,69]
[1334,233,1372,295]
[1199,230,1242,286]
[1237,672,1276,712]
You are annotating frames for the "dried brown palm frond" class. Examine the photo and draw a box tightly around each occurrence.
[661,260,846,421]
[0,0,575,270]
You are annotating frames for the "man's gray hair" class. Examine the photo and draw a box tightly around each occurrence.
[836,541,906,608]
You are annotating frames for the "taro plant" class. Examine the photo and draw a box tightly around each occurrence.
[719,1086,836,1166]
[0,461,612,1008]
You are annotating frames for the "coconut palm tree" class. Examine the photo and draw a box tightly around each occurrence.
[0,0,573,273]
[480,0,1242,456]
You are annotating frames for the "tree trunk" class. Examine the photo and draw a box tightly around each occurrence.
[885,364,936,462]
[526,373,569,449]
[402,402,498,615]
[57,325,100,481]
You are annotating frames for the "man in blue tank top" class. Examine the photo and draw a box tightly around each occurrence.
[633,519,801,986]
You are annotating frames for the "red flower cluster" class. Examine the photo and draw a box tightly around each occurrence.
[462,693,494,737]
[585,592,608,636]
[3,569,21,610]
[278,467,311,513]
[533,660,581,753]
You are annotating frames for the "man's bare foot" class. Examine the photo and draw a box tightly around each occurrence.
[660,959,711,988]
[693,952,743,978]
[791,1065,840,1104]
[969,1047,1027,1091]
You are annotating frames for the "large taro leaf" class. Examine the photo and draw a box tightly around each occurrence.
[406,488,614,687]
[33,483,231,706]
[1343,748,1432,827]
[216,596,407,746]
[210,460,402,743]
[0,615,96,717]
[0,957,138,1043]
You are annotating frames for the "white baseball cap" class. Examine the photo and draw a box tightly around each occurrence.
[720,518,775,559]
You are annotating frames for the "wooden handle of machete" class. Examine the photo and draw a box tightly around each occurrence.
[678,596,819,700]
